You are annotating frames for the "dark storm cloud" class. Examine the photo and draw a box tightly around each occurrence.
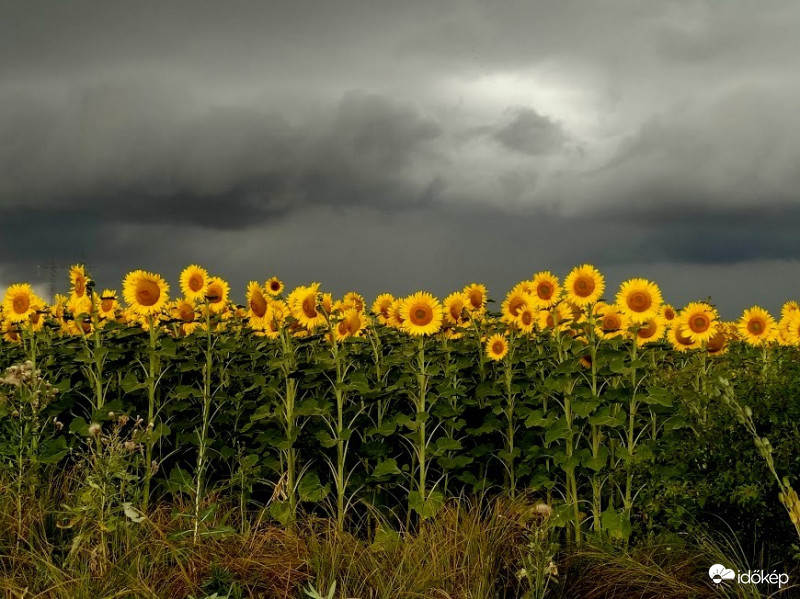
[492,108,568,155]
[0,86,443,227]
[2,0,800,315]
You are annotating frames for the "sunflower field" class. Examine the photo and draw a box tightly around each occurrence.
[2,264,800,597]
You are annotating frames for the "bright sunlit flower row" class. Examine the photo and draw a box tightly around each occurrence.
[2,264,799,355]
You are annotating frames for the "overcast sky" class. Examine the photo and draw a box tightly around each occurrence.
[2,0,799,318]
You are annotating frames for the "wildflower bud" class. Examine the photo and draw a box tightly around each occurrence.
[124,441,137,451]
[11,410,20,419]
[88,422,101,437]
[744,406,752,418]
[108,411,115,419]
[118,414,130,427]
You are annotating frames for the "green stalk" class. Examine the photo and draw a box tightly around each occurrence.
[193,303,213,542]
[325,316,348,531]
[502,336,516,495]
[623,335,639,517]
[280,329,299,526]
[414,336,429,515]
[142,315,160,512]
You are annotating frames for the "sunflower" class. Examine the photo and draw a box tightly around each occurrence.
[288,283,326,330]
[69,264,90,299]
[2,284,39,322]
[98,289,119,319]
[463,283,488,315]
[341,292,365,313]
[678,302,718,344]
[398,292,442,336]
[443,292,470,326]
[204,277,229,314]
[371,293,395,325]
[515,304,537,334]
[246,281,270,320]
[265,277,285,296]
[706,329,729,356]
[530,271,561,308]
[252,306,281,339]
[485,333,509,361]
[123,270,169,316]
[667,319,701,352]
[180,265,209,301]
[537,303,573,332]
[387,299,406,330]
[783,312,800,345]
[616,278,662,323]
[564,264,604,306]
[595,304,629,340]
[660,303,677,323]
[334,308,367,341]
[26,297,46,333]
[168,298,198,335]
[501,289,532,324]
[2,319,21,344]
[737,306,777,346]
[634,316,666,347]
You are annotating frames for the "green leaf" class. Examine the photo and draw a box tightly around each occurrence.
[372,458,402,479]
[298,472,329,502]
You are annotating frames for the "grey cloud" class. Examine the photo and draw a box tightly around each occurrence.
[492,108,568,155]
[0,86,444,227]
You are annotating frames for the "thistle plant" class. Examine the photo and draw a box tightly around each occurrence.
[0,361,61,547]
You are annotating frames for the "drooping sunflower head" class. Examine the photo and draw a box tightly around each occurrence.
[443,292,470,326]
[180,265,208,301]
[564,264,604,306]
[123,270,170,316]
[265,276,285,297]
[737,306,777,346]
[616,278,662,323]
[2,284,39,322]
[98,289,119,318]
[463,283,488,315]
[667,319,701,352]
[371,293,395,325]
[205,277,230,314]
[485,333,509,361]
[678,302,718,344]
[246,281,270,319]
[634,316,666,347]
[530,271,561,308]
[501,289,532,324]
[69,264,91,299]
[400,291,444,336]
